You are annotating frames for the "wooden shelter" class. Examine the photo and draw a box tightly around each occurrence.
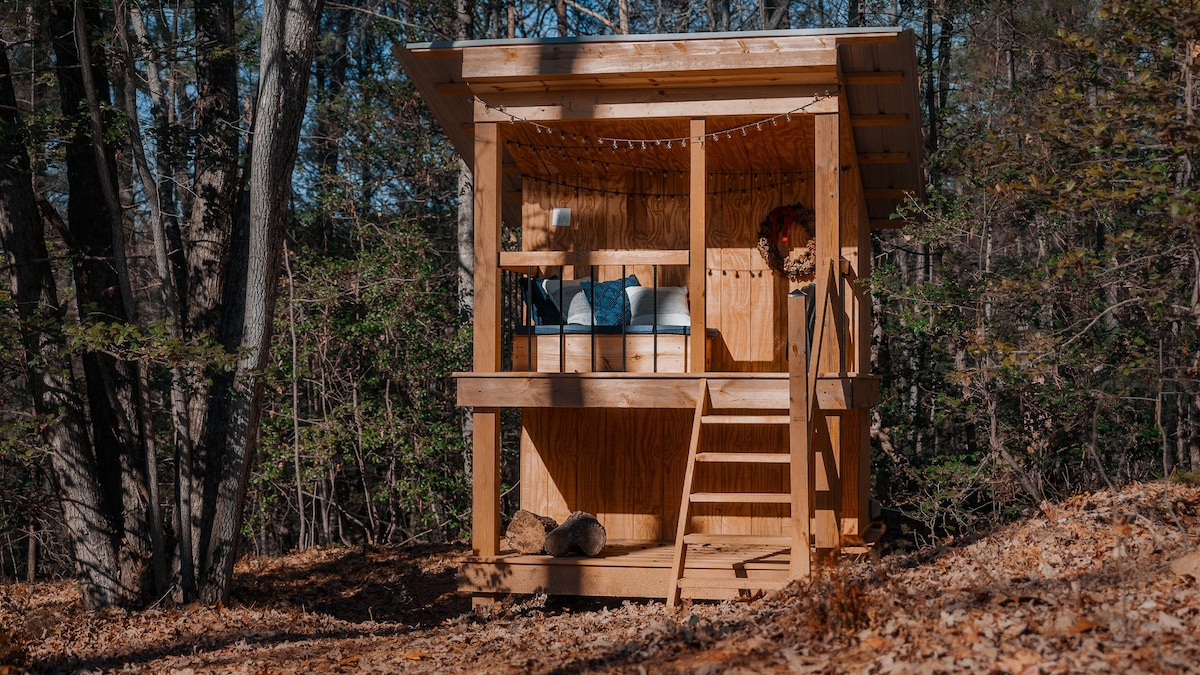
[396,27,923,605]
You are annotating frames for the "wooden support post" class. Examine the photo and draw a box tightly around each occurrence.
[814,113,843,377]
[788,293,812,579]
[836,84,874,536]
[688,118,707,374]
[471,120,504,564]
[839,409,871,538]
[472,409,502,557]
[473,120,503,372]
[812,112,842,553]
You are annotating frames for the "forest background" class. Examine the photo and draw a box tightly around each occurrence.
[0,0,1196,609]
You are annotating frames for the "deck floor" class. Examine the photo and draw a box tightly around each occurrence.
[458,540,795,600]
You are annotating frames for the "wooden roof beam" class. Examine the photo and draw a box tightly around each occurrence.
[460,39,839,81]
[475,91,838,122]
[466,71,839,95]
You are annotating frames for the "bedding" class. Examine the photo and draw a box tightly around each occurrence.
[523,275,692,328]
[626,286,690,326]
[574,275,640,325]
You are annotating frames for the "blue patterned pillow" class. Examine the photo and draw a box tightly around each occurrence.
[578,275,640,325]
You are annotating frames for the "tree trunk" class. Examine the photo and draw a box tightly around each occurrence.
[455,0,475,474]
[49,0,153,605]
[763,0,788,29]
[182,0,242,599]
[555,0,568,36]
[0,45,122,609]
[195,0,324,604]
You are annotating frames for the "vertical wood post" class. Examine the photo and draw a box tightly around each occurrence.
[472,120,503,560]
[788,292,812,579]
[812,112,842,552]
[836,85,874,537]
[814,113,843,377]
[688,118,708,373]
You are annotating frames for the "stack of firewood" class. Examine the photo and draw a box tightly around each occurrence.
[505,510,606,557]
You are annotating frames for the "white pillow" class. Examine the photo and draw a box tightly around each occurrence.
[541,277,591,323]
[564,290,595,325]
[626,286,690,326]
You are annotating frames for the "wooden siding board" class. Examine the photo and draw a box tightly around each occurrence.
[520,409,575,522]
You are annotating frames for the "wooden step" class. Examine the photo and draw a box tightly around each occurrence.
[690,492,792,504]
[682,533,792,546]
[701,414,790,425]
[678,577,790,591]
[695,452,790,464]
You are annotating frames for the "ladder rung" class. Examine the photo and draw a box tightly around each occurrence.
[682,533,792,546]
[690,492,792,504]
[701,414,790,425]
[695,452,790,464]
[678,577,790,590]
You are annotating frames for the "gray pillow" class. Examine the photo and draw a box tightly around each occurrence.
[626,286,690,326]
[541,277,591,323]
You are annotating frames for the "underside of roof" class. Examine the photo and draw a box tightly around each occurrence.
[395,28,925,226]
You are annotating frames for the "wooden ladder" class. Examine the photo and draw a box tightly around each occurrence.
[666,294,815,607]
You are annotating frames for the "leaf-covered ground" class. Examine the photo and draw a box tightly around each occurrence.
[3,481,1198,674]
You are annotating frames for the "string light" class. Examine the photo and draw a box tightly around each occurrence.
[479,89,837,149]
[524,171,812,199]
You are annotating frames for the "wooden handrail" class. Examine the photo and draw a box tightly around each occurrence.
[499,249,689,271]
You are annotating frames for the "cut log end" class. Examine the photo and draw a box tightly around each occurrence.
[505,509,558,555]
[544,511,607,557]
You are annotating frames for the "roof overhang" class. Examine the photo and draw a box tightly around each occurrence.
[395,28,924,226]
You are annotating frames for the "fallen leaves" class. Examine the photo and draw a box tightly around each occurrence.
[1170,550,1200,580]
[0,482,1196,673]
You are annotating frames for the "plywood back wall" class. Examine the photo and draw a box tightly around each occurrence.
[521,173,815,370]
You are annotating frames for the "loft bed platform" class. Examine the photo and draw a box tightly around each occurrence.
[455,371,881,411]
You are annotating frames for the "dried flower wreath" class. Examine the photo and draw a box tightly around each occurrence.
[756,202,816,282]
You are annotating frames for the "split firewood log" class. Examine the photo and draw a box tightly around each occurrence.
[544,511,606,557]
[505,510,558,554]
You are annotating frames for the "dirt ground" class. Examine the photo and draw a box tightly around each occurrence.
[2,481,1198,674]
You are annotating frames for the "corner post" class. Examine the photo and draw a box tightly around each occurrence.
[472,118,503,561]
[812,112,842,554]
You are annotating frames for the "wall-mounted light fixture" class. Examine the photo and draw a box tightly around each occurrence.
[552,207,571,228]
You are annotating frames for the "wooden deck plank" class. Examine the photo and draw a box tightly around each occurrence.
[455,373,880,410]
[691,492,791,504]
[459,541,799,599]
[695,452,789,464]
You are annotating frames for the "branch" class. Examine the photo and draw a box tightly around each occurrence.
[1032,296,1141,363]
[564,0,618,32]
[324,2,449,39]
